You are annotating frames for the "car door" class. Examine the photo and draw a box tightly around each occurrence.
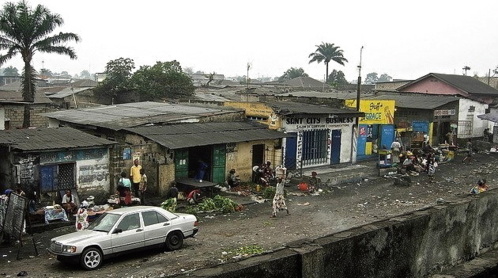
[111,212,145,253]
[142,210,172,247]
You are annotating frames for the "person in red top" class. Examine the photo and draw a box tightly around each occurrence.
[186,189,202,205]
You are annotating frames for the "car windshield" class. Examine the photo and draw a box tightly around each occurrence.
[87,213,121,232]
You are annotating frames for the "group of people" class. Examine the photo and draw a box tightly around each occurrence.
[396,145,439,179]
[253,161,275,187]
[116,159,147,205]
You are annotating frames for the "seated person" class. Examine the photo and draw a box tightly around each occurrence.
[186,189,202,205]
[226,169,240,188]
[308,171,321,192]
[61,190,78,214]
[470,179,489,194]
[402,155,418,174]
[166,182,179,200]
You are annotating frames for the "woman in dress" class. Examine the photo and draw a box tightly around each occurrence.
[271,177,289,218]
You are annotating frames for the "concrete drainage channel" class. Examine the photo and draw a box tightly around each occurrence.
[179,191,498,278]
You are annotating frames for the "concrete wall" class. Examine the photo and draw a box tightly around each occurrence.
[180,190,498,278]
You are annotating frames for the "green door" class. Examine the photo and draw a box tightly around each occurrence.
[211,144,226,184]
[174,149,189,178]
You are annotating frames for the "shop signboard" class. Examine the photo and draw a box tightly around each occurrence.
[345,100,395,124]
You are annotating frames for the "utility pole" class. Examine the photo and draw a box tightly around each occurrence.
[356,46,364,112]
[351,46,364,165]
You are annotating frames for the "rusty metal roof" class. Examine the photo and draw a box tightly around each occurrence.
[362,93,460,109]
[126,121,291,149]
[263,101,364,117]
[0,127,116,151]
[42,101,239,130]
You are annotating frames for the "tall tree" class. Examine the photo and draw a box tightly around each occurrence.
[0,1,79,127]
[278,67,308,81]
[308,42,348,83]
[2,65,18,76]
[378,73,392,82]
[94,57,135,101]
[364,72,379,84]
[131,60,195,101]
[327,70,348,87]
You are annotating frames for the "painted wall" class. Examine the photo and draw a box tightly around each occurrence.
[224,102,281,130]
[400,78,469,97]
[458,98,488,139]
[282,116,355,166]
[345,99,395,125]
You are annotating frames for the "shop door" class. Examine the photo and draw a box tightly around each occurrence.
[380,125,395,150]
[40,163,75,193]
[211,145,226,184]
[331,130,342,164]
[174,149,189,178]
[252,144,265,167]
[284,134,297,170]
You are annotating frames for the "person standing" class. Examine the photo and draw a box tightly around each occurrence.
[138,168,147,204]
[271,177,289,218]
[130,159,142,196]
[391,139,402,163]
[195,159,208,182]
[462,139,473,164]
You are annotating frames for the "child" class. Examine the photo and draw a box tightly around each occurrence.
[470,179,489,194]
[139,168,147,204]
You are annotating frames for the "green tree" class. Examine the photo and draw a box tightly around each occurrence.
[0,1,79,127]
[278,67,308,81]
[378,73,392,82]
[2,65,18,76]
[131,60,195,101]
[94,57,135,101]
[327,70,348,87]
[40,68,52,77]
[79,70,91,79]
[364,72,379,84]
[308,42,348,83]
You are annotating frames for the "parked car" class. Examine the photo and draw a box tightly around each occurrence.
[48,206,198,270]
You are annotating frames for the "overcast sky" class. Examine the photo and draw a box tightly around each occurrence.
[4,0,498,82]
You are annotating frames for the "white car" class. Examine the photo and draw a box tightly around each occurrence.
[48,206,198,270]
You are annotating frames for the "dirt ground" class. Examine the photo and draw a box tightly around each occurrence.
[1,152,497,278]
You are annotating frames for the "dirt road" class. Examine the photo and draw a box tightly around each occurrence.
[1,152,497,278]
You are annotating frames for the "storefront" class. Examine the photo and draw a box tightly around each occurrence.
[282,115,357,169]
[345,99,396,159]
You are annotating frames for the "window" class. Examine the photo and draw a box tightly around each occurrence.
[142,211,168,226]
[117,213,141,231]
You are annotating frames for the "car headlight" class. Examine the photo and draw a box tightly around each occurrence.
[62,245,77,253]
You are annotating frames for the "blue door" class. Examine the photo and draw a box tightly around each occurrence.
[357,124,368,156]
[380,125,395,150]
[331,130,341,164]
[284,134,297,170]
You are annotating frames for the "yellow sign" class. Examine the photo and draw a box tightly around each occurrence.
[345,99,395,124]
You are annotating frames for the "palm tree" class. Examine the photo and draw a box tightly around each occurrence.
[0,1,79,127]
[308,42,348,83]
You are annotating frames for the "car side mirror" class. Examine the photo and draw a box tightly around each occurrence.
[113,228,123,234]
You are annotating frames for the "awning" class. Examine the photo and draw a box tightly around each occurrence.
[478,113,498,123]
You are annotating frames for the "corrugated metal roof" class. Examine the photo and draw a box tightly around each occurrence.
[361,94,460,109]
[42,102,239,130]
[0,127,116,151]
[478,113,498,123]
[126,121,291,149]
[0,90,52,104]
[263,101,363,117]
[47,87,91,99]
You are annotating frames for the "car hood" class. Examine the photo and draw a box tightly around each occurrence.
[52,229,109,245]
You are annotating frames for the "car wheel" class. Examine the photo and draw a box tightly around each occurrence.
[80,247,103,270]
[165,231,184,251]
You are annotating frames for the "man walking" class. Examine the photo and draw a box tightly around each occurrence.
[130,159,142,196]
